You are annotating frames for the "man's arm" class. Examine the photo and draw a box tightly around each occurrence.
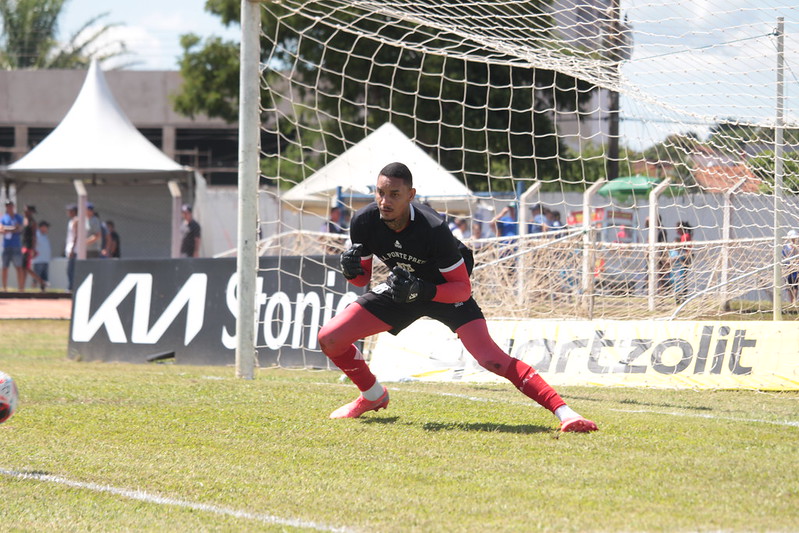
[431,261,471,303]
[388,261,471,304]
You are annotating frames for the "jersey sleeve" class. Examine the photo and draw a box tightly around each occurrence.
[431,223,465,271]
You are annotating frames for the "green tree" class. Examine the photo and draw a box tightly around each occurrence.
[175,0,598,191]
[0,0,127,69]
[705,119,765,155]
[750,150,799,194]
[641,132,701,188]
[706,119,799,157]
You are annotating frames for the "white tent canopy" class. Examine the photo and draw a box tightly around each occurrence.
[2,60,192,261]
[282,122,474,212]
[5,59,189,182]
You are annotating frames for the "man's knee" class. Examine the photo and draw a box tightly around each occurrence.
[317,324,341,356]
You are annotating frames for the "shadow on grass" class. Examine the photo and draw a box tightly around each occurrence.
[422,421,551,434]
[359,416,400,425]
[359,417,552,434]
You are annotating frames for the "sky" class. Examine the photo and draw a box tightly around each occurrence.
[58,0,240,70]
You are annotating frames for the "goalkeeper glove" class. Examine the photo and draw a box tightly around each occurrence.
[340,243,365,280]
[387,266,436,303]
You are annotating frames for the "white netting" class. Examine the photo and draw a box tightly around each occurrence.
[252,0,799,327]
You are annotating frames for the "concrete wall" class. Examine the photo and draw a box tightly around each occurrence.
[0,69,229,128]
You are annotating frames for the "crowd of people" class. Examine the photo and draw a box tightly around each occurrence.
[2,200,48,292]
[5,192,798,305]
[490,202,564,238]
[1,199,202,292]
[319,198,799,307]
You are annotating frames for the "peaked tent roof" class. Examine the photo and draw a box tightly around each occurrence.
[5,60,189,182]
[282,123,474,211]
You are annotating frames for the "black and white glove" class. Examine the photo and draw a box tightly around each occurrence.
[387,266,436,303]
[340,243,365,280]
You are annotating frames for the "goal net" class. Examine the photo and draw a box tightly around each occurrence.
[248,0,799,341]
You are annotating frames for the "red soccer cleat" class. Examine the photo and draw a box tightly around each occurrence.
[329,388,390,419]
[560,416,598,433]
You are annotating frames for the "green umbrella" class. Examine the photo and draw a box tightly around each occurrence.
[597,175,680,201]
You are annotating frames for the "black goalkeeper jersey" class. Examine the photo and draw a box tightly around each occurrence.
[349,202,470,284]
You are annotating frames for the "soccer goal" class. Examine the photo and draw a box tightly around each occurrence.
[235,1,799,375]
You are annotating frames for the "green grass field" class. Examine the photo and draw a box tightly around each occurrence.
[1,320,797,532]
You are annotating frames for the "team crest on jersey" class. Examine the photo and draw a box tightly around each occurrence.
[395,262,414,273]
[394,240,402,248]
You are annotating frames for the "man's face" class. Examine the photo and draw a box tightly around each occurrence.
[5,203,14,214]
[375,174,415,224]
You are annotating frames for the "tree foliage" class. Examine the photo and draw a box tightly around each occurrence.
[750,150,799,195]
[172,33,240,122]
[641,132,701,187]
[0,0,127,69]
[176,0,599,191]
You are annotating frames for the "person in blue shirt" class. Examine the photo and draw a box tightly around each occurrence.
[492,202,519,238]
[782,229,799,304]
[529,204,547,234]
[32,221,52,290]
[1,200,24,291]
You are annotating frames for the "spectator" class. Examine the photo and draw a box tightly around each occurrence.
[548,210,564,234]
[85,203,103,259]
[613,225,630,243]
[21,205,45,289]
[1,200,24,291]
[782,229,799,305]
[65,204,78,291]
[180,204,201,258]
[32,220,51,291]
[668,221,693,304]
[451,217,470,240]
[103,220,121,258]
[322,206,346,234]
[529,204,548,234]
[491,202,519,238]
[469,220,486,250]
[645,216,669,292]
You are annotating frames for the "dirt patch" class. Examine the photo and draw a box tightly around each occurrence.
[0,298,72,320]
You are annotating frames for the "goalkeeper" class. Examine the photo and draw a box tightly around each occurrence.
[318,162,597,432]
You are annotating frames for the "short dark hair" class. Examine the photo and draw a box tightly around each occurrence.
[379,162,413,188]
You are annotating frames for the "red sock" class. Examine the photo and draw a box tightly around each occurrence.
[329,345,377,393]
[504,358,565,413]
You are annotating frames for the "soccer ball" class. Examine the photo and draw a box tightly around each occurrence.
[0,371,18,424]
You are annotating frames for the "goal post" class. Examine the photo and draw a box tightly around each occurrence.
[235,0,262,379]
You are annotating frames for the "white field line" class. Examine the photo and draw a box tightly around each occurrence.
[312,381,799,427]
[0,469,354,533]
[609,408,799,428]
